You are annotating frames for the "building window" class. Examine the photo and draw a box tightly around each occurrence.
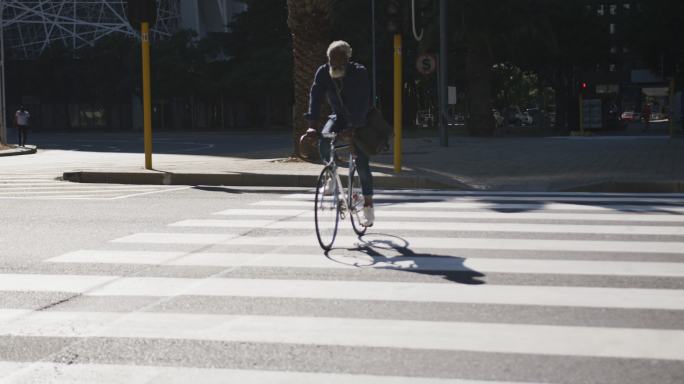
[610,4,617,15]
[609,64,617,72]
[597,4,605,16]
[623,46,629,53]
[611,46,617,54]
[609,23,616,34]
[623,3,631,11]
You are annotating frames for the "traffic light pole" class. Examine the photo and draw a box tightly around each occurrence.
[393,33,402,173]
[438,0,448,147]
[141,22,153,169]
[0,5,6,146]
[669,77,675,138]
[371,0,377,106]
[579,93,584,136]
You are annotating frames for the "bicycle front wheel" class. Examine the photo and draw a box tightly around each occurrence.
[348,165,368,236]
[314,167,340,250]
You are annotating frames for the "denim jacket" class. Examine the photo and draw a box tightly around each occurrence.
[304,62,370,128]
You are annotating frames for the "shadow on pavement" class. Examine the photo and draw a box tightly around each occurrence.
[192,186,308,194]
[326,233,485,285]
[475,196,684,214]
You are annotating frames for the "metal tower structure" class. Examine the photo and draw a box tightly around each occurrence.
[0,0,182,59]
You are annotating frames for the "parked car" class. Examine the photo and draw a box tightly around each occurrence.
[503,106,524,125]
[650,112,668,121]
[520,111,534,126]
[620,111,641,122]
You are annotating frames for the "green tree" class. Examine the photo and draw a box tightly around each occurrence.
[447,0,608,135]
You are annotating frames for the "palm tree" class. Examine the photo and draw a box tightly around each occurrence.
[287,0,333,159]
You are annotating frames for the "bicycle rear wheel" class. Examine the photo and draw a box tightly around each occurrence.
[348,165,368,236]
[314,167,340,250]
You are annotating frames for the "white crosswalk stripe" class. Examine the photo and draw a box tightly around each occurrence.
[1,309,684,360]
[0,173,188,199]
[170,218,684,235]
[0,362,524,384]
[3,189,684,382]
[254,198,684,213]
[214,208,684,222]
[47,250,684,277]
[1,274,682,310]
[110,232,684,254]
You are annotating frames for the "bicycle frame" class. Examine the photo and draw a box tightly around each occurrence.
[321,132,355,215]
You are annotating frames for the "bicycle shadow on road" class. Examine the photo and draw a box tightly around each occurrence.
[326,233,485,285]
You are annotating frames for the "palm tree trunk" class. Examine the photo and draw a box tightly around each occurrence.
[287,0,332,159]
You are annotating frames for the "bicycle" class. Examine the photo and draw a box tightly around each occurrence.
[314,131,368,251]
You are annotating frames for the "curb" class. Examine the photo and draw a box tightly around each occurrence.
[62,171,462,190]
[0,146,37,157]
[562,181,684,193]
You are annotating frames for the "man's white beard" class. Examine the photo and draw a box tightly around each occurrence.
[329,67,346,79]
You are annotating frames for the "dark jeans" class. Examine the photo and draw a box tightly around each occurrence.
[17,125,28,146]
[319,116,373,196]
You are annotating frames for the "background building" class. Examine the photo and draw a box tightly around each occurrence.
[180,0,247,38]
[1,0,246,59]
[0,0,249,132]
[580,1,680,127]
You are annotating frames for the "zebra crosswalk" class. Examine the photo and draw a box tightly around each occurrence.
[0,173,187,200]
[1,189,684,383]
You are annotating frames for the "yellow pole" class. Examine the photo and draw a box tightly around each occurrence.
[393,33,402,173]
[141,22,153,170]
[669,77,675,138]
[579,93,584,136]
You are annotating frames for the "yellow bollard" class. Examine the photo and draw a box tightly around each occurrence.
[141,22,153,169]
[393,34,402,173]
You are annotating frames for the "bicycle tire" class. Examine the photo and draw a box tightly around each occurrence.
[348,165,368,236]
[314,166,340,250]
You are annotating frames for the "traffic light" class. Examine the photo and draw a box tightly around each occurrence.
[414,0,434,30]
[579,82,589,95]
[126,0,157,29]
[385,0,402,34]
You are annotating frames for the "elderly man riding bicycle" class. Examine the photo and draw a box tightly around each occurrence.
[300,40,375,227]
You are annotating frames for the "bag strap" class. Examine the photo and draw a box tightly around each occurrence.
[331,77,352,121]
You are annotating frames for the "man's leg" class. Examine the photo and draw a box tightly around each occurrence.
[354,146,375,227]
[318,117,336,164]
[355,148,373,203]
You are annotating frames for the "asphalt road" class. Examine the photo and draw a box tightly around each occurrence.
[1,170,684,383]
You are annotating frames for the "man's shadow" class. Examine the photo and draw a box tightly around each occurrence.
[326,233,485,285]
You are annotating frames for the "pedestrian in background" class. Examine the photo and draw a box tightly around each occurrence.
[641,103,651,132]
[14,106,30,147]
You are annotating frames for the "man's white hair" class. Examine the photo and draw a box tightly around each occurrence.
[327,40,352,59]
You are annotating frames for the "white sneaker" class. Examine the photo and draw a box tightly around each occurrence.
[361,206,374,227]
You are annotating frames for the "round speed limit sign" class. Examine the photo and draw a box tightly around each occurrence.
[416,54,437,75]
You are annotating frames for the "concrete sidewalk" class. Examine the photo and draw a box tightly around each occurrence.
[58,134,684,192]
